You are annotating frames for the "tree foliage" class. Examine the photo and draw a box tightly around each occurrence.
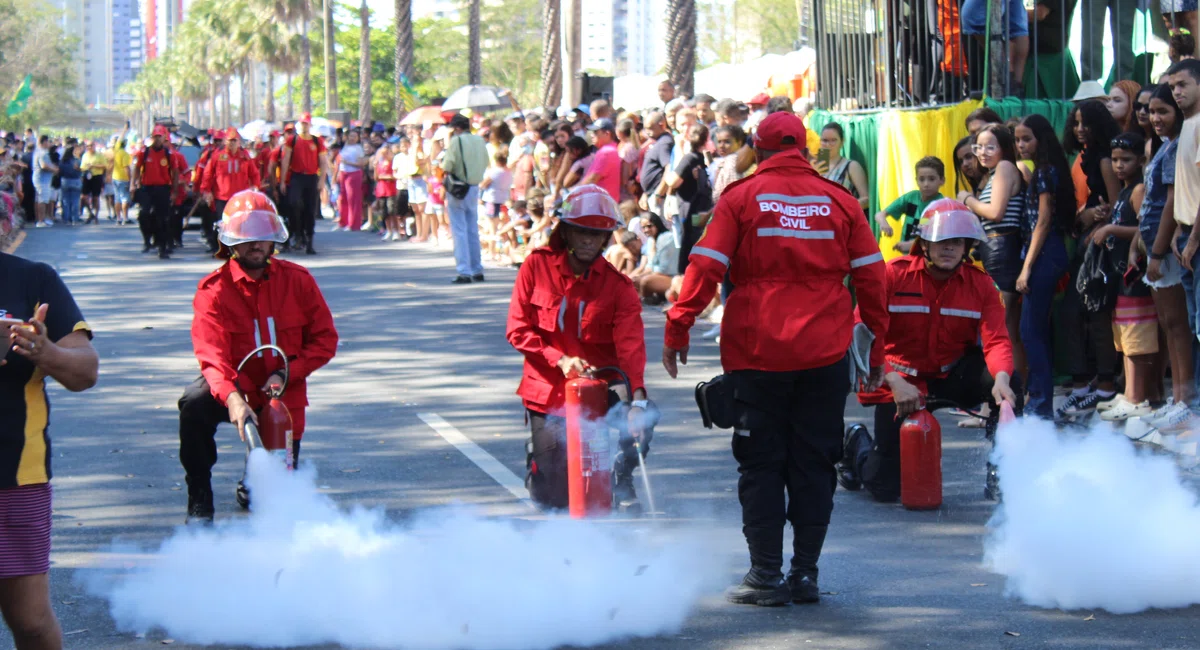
[698,0,801,64]
[0,0,81,130]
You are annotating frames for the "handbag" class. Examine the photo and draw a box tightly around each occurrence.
[445,136,471,200]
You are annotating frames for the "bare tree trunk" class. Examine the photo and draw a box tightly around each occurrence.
[666,0,696,97]
[302,12,313,113]
[358,0,372,124]
[266,67,277,122]
[562,0,581,108]
[323,0,338,111]
[239,65,249,125]
[393,0,414,119]
[468,0,481,85]
[540,0,561,109]
[222,79,232,128]
[209,79,218,128]
[286,70,295,117]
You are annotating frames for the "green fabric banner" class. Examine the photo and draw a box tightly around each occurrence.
[807,109,881,218]
[6,74,31,118]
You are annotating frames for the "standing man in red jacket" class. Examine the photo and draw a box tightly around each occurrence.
[131,125,181,259]
[506,185,654,510]
[663,112,889,607]
[279,114,329,255]
[841,199,1017,503]
[178,190,338,524]
[200,127,262,254]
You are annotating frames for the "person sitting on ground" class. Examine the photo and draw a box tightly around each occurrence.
[495,198,533,263]
[632,212,677,303]
[875,156,946,255]
[839,199,1018,503]
[606,229,643,276]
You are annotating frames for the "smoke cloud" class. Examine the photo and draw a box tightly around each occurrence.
[93,450,721,648]
[984,417,1200,614]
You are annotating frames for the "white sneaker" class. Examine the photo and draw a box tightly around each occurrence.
[707,304,724,324]
[1156,404,1199,435]
[1100,400,1152,422]
[1096,394,1130,413]
[700,324,721,339]
[1148,401,1186,428]
[35,220,50,228]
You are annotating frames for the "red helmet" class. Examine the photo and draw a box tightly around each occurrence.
[560,184,622,231]
[218,190,289,247]
[917,199,986,243]
[152,125,170,138]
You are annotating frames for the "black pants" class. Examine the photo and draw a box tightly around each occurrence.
[288,173,319,248]
[178,376,300,488]
[140,185,172,252]
[859,348,1020,502]
[527,393,650,509]
[207,199,226,250]
[730,357,850,574]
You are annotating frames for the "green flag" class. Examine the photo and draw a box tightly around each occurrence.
[398,74,419,113]
[6,74,32,118]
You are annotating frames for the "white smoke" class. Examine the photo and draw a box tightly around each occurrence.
[93,450,721,648]
[984,417,1200,613]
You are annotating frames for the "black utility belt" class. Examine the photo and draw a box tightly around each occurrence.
[695,374,736,429]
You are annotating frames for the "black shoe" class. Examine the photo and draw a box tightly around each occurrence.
[235,481,251,510]
[305,246,317,255]
[471,274,485,282]
[142,244,153,253]
[158,251,170,260]
[984,463,1001,501]
[186,484,215,525]
[836,424,871,491]
[205,246,218,254]
[613,473,637,505]
[174,240,184,249]
[786,572,820,604]
[725,567,791,606]
[451,275,473,284]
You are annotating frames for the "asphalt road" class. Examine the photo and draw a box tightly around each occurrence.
[6,220,1200,650]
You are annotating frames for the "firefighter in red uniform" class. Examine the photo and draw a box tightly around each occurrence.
[662,112,889,606]
[178,190,338,524]
[200,127,262,253]
[838,199,1018,503]
[169,138,190,250]
[506,184,656,510]
[131,125,180,259]
[280,114,329,255]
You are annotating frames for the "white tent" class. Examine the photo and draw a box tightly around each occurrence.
[613,48,817,111]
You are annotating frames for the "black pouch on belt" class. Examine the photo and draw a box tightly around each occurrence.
[695,374,736,429]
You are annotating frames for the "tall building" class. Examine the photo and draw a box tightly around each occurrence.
[581,0,663,76]
[53,0,144,105]
[144,0,184,60]
[111,0,144,103]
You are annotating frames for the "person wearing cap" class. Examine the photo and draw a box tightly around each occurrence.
[132,125,182,259]
[178,189,338,524]
[505,184,655,510]
[582,118,622,202]
[662,112,889,607]
[200,127,262,254]
[840,199,1018,504]
[441,113,490,283]
[279,113,330,255]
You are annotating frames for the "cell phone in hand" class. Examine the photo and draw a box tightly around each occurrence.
[814,148,831,174]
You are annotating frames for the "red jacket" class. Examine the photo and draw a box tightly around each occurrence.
[856,254,1013,405]
[665,149,889,372]
[200,147,262,201]
[193,145,215,185]
[191,258,338,437]
[506,246,646,413]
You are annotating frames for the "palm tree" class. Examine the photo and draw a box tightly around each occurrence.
[358,0,371,123]
[540,0,561,109]
[273,0,315,113]
[323,0,337,112]
[666,0,696,97]
[468,0,481,85]
[393,0,414,119]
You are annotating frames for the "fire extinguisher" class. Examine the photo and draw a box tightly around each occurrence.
[899,405,942,511]
[237,344,294,470]
[564,374,613,519]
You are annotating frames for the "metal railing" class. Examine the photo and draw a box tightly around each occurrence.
[811,0,1179,112]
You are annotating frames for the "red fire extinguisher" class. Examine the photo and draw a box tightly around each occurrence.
[899,407,942,511]
[237,345,294,470]
[564,375,612,519]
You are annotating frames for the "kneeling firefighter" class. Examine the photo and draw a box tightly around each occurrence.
[178,190,338,524]
[838,199,1019,503]
[505,184,657,511]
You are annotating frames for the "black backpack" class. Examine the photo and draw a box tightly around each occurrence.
[1076,241,1119,313]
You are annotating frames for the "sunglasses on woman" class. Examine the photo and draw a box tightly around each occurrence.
[1135,103,1150,113]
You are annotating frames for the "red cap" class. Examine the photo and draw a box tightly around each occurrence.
[224,127,240,141]
[270,130,281,138]
[211,129,224,141]
[283,123,295,132]
[747,92,770,106]
[298,112,312,124]
[753,112,806,152]
[152,125,170,137]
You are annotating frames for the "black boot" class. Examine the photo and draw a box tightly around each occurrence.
[985,462,1001,501]
[984,413,1002,501]
[836,425,872,491]
[612,449,639,511]
[726,567,791,606]
[787,525,828,604]
[236,481,251,510]
[186,478,214,525]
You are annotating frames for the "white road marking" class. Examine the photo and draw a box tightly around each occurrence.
[418,413,536,509]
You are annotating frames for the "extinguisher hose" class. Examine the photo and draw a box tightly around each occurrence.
[235,344,290,396]
[590,366,632,401]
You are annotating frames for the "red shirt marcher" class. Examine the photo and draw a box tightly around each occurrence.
[191,258,338,438]
[193,144,217,185]
[856,254,1013,405]
[665,149,889,372]
[506,246,646,413]
[137,145,175,186]
[285,134,325,176]
[374,157,397,197]
[171,148,189,205]
[200,148,262,201]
